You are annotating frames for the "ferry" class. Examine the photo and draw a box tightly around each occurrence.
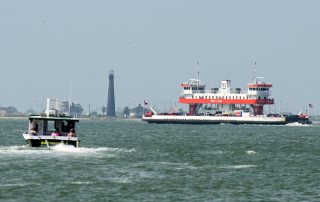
[143,68,311,125]
[22,98,80,147]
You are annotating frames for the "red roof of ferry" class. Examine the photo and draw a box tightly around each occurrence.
[247,83,272,88]
[181,83,189,87]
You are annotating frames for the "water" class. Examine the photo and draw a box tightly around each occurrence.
[0,118,319,201]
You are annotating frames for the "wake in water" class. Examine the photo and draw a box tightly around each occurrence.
[0,143,135,156]
[219,165,257,169]
[51,143,136,153]
[285,122,312,127]
[246,150,257,155]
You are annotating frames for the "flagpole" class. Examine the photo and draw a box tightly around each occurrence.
[197,61,200,88]
[69,82,72,115]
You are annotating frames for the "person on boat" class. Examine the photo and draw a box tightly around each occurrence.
[51,128,60,136]
[30,122,38,135]
[67,128,76,137]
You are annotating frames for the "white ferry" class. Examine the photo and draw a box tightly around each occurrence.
[22,98,80,147]
[143,68,311,125]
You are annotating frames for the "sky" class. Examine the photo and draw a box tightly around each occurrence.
[1,0,320,114]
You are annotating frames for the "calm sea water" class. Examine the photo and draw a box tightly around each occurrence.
[0,118,319,201]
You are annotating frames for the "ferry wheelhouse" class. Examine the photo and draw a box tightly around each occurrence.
[22,98,80,147]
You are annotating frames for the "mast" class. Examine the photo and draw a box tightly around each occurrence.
[69,82,72,115]
[253,62,257,83]
[197,61,200,86]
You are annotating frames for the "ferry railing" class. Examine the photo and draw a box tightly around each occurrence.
[181,89,247,95]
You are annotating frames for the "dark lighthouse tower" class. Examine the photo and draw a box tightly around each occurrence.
[107,70,116,117]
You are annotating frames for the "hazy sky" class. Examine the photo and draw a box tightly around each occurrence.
[1,0,320,114]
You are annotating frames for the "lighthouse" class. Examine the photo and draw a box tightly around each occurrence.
[107,70,116,117]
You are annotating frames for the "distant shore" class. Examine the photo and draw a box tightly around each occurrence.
[0,116,142,121]
[0,116,26,119]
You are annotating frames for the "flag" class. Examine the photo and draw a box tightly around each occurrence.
[309,104,313,108]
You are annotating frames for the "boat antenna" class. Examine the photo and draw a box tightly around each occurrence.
[197,61,200,85]
[253,62,257,83]
[69,82,72,115]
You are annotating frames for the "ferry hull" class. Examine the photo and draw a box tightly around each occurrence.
[143,115,311,125]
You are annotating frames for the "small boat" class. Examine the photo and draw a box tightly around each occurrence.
[22,98,80,147]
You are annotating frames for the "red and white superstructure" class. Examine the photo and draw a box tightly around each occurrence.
[143,69,311,125]
[179,76,274,115]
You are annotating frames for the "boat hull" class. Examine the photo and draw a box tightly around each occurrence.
[22,134,80,147]
[142,115,311,125]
